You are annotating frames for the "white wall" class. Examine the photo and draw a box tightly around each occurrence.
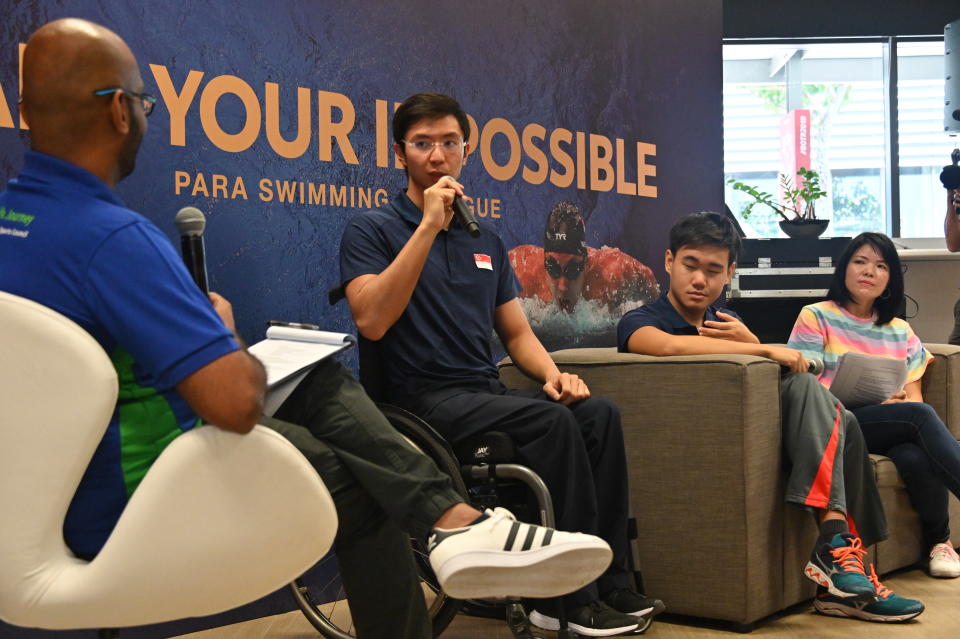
[899,242,960,343]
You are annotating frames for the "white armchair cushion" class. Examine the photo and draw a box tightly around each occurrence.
[0,291,337,629]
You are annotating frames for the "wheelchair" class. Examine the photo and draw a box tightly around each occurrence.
[289,346,568,638]
[290,402,469,639]
[291,287,644,638]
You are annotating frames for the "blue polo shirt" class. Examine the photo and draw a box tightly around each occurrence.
[0,151,239,556]
[340,191,519,397]
[617,294,742,351]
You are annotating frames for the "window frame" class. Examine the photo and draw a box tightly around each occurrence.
[723,34,948,239]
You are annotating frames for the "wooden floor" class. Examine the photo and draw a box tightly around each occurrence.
[174,567,960,639]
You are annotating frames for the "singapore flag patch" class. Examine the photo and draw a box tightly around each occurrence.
[474,253,493,270]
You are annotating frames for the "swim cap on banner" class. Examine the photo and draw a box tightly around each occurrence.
[544,201,587,256]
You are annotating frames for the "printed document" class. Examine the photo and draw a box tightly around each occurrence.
[829,352,907,409]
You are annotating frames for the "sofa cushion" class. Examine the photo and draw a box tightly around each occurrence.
[922,344,960,438]
[500,348,787,623]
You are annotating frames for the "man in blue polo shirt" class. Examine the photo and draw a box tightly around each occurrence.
[339,92,664,637]
[0,20,614,639]
[0,19,263,558]
[617,212,924,623]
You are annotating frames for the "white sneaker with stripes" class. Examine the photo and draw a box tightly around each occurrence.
[427,507,612,599]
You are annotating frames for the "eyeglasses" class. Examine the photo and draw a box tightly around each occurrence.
[401,139,464,155]
[544,257,585,280]
[93,88,157,116]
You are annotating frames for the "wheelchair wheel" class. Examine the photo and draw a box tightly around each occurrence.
[291,404,467,638]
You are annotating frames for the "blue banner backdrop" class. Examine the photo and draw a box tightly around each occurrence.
[1,0,722,358]
[0,2,720,633]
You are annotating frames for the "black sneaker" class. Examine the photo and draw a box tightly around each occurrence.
[529,600,639,637]
[604,588,666,633]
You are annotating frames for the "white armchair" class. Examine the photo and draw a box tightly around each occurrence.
[0,291,337,630]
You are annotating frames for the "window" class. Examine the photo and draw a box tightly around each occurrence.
[723,38,954,239]
[897,40,954,238]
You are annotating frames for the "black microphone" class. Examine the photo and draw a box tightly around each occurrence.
[174,206,208,293]
[452,194,481,238]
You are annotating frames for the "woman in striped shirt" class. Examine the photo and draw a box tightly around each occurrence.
[788,232,960,579]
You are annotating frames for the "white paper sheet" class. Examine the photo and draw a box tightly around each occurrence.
[828,352,908,408]
[248,326,355,387]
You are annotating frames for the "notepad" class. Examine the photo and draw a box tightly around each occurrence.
[248,325,356,416]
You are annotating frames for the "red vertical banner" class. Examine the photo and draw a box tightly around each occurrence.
[780,108,811,193]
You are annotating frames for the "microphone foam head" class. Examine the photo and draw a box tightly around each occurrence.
[175,206,206,236]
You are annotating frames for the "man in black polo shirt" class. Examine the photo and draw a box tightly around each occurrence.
[617,212,924,623]
[339,92,663,637]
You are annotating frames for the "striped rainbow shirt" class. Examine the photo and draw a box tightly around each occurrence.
[786,300,932,390]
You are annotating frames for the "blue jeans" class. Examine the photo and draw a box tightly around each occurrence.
[853,402,960,549]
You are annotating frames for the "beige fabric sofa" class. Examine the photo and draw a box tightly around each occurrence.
[498,344,960,628]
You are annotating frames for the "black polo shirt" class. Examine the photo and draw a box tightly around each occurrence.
[616,294,741,352]
[340,191,519,396]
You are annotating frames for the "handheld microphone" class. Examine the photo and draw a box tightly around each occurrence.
[452,194,481,238]
[780,357,824,375]
[174,206,208,293]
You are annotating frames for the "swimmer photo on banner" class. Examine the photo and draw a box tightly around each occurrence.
[509,201,660,350]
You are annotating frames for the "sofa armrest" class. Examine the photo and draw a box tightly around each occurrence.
[499,348,788,622]
[922,343,960,438]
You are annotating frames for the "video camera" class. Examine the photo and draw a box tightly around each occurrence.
[941,148,960,190]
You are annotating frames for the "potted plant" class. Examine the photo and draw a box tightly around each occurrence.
[727,167,829,238]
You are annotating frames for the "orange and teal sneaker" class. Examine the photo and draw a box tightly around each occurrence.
[813,564,924,623]
[804,533,876,600]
